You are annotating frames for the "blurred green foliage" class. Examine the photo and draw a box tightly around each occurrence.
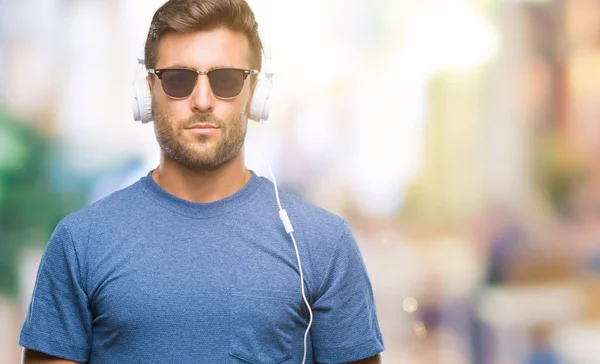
[0,108,88,297]
[533,131,585,216]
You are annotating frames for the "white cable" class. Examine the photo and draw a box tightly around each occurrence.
[289,231,314,364]
[260,122,313,364]
[260,123,283,212]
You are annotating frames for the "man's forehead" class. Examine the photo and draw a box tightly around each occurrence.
[156,28,251,69]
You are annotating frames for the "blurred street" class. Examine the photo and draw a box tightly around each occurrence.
[2,0,600,362]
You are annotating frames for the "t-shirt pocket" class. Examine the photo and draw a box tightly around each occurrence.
[229,287,303,364]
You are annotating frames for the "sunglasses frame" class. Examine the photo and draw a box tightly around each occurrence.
[147,67,259,100]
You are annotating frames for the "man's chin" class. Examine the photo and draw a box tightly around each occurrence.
[175,158,223,171]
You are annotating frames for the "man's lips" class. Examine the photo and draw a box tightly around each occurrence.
[186,124,218,129]
[185,124,220,135]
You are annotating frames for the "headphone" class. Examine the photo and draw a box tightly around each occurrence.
[131,32,274,124]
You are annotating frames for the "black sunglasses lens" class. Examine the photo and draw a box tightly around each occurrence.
[160,69,197,98]
[209,69,245,98]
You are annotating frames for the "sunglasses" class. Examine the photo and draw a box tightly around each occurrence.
[148,67,259,99]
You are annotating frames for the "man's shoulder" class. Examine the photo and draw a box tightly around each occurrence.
[264,179,349,239]
[285,192,345,225]
[59,179,144,233]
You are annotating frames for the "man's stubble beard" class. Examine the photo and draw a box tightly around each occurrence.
[152,100,248,171]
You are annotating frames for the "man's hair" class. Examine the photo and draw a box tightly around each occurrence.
[144,0,263,71]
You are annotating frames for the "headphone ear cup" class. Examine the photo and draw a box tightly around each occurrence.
[132,76,153,123]
[249,76,273,123]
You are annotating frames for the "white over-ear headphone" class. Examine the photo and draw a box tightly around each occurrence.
[131,31,274,124]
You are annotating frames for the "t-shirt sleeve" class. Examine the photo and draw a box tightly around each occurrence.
[310,222,385,363]
[19,221,92,363]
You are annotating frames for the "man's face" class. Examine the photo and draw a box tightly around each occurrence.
[150,28,253,171]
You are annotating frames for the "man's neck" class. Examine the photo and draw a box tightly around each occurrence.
[151,153,251,204]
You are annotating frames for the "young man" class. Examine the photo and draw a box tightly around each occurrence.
[19,0,384,363]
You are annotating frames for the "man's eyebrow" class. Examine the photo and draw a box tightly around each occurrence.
[159,64,234,70]
[208,64,235,70]
[161,64,193,69]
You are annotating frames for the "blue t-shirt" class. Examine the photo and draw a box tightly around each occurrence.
[19,171,384,363]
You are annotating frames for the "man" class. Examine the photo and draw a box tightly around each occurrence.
[19,0,384,363]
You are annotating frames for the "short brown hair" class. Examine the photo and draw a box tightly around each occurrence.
[144,0,263,70]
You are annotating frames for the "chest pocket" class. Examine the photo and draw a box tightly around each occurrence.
[229,287,305,364]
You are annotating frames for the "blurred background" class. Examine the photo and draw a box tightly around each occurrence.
[1,0,600,362]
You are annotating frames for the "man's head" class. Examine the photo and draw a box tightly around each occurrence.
[145,0,263,171]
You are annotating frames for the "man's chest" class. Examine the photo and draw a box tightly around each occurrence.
[85,228,310,362]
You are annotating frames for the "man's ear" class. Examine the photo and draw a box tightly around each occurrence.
[247,79,258,107]
[146,75,153,92]
[251,77,259,93]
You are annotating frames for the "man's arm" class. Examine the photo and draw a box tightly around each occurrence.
[346,354,381,364]
[22,349,83,364]
[19,222,92,363]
